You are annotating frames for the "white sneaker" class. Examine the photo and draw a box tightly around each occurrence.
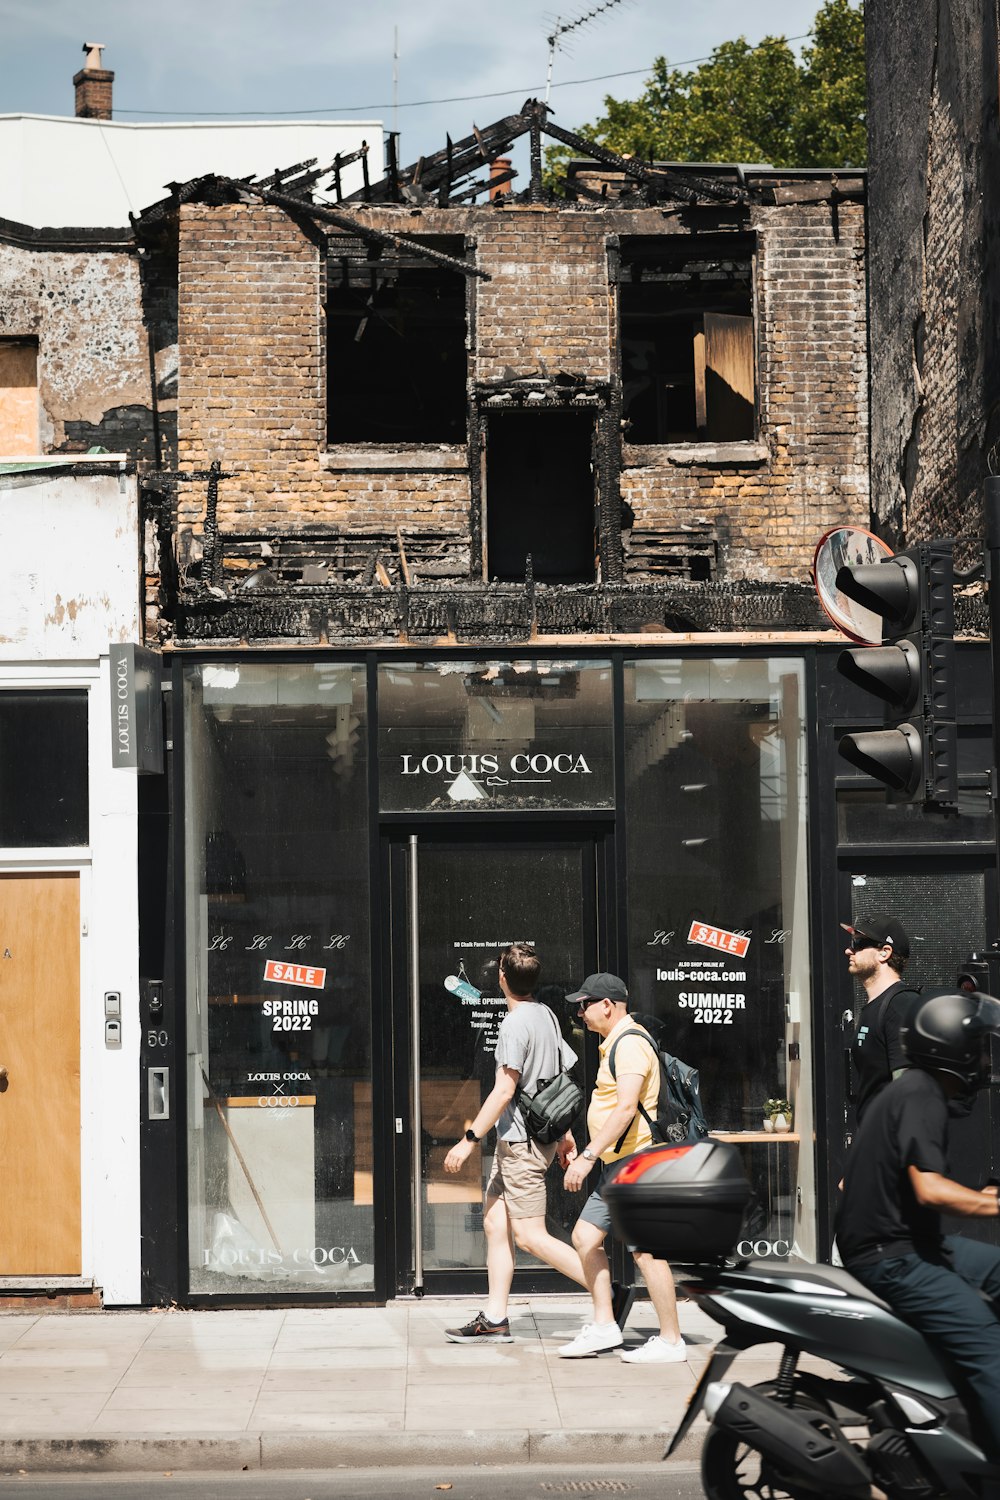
[620,1335,688,1364]
[558,1321,624,1358]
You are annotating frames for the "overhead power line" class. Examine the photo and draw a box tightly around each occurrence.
[113,32,814,118]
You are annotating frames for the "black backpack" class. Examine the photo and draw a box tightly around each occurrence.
[608,1017,709,1150]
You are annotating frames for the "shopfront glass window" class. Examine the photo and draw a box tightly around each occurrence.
[183,662,372,1293]
[378,660,614,811]
[624,657,814,1259]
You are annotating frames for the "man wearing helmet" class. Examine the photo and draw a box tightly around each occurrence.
[837,990,1000,1459]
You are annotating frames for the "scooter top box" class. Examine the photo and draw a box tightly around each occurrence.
[602,1140,751,1260]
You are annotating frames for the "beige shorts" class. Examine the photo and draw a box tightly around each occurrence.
[485,1137,558,1219]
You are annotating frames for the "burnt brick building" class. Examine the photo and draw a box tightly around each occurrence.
[3,90,996,1307]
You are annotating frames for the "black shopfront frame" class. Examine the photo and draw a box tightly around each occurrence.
[144,641,997,1307]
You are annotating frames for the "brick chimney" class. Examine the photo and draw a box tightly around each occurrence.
[73,42,114,120]
[489,157,513,201]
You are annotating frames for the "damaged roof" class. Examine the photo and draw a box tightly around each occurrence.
[129,97,862,276]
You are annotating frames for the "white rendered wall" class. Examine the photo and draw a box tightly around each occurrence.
[0,116,383,229]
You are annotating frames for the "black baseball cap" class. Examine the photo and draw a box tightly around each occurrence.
[840,914,911,960]
[565,972,629,1006]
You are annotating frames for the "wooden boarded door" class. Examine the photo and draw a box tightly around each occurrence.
[0,873,81,1273]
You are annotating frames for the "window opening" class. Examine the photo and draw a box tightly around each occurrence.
[619,238,755,444]
[485,410,596,584]
[0,691,88,846]
[326,235,468,444]
[0,338,40,457]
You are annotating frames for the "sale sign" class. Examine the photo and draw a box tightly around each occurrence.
[263,960,327,989]
[687,921,751,959]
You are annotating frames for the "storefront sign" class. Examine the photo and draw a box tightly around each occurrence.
[109,642,163,773]
[202,1244,362,1272]
[656,958,748,1024]
[687,921,751,958]
[263,960,327,988]
[401,751,592,780]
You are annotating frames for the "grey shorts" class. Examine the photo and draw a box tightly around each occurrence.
[577,1163,637,1251]
[485,1137,557,1219]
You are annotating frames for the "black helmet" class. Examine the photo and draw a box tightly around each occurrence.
[901,990,1000,1087]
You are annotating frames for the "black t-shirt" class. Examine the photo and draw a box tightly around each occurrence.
[852,980,919,1125]
[836,1069,949,1268]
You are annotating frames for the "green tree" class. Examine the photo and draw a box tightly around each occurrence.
[543,0,864,188]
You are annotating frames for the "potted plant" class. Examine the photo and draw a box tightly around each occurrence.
[764,1097,792,1133]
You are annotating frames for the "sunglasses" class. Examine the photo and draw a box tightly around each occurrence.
[849,933,880,953]
[577,995,605,1010]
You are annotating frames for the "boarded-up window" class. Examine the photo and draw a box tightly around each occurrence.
[0,339,40,456]
[619,239,755,444]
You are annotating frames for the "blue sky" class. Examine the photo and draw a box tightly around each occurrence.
[1,0,828,166]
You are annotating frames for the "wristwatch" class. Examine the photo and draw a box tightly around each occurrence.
[582,1148,597,1161]
[465,1128,480,1143]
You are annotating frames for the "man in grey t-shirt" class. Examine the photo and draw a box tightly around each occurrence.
[443,943,588,1342]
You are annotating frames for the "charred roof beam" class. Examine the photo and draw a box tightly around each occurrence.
[539,114,747,206]
[348,111,530,204]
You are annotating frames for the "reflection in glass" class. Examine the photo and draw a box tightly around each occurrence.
[413,843,590,1271]
[183,662,372,1293]
[378,660,614,812]
[838,786,993,844]
[624,657,814,1258]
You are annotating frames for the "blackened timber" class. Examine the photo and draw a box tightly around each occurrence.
[598,399,624,584]
[386,133,400,202]
[201,460,226,592]
[468,401,484,580]
[170,580,836,644]
[439,135,454,208]
[451,167,517,203]
[330,144,370,203]
[352,111,529,202]
[245,185,490,278]
[540,118,747,205]
[529,109,544,203]
[249,159,318,192]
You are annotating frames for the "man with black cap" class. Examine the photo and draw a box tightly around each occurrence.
[843,913,919,1126]
[557,972,687,1362]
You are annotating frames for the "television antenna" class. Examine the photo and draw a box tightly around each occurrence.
[545,0,634,102]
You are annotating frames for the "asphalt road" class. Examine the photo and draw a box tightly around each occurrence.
[0,1464,706,1499]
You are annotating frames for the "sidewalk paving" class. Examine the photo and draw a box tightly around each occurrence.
[0,1293,802,1474]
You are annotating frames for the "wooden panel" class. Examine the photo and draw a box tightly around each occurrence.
[0,341,39,457]
[0,873,80,1273]
[692,329,707,434]
[704,313,755,441]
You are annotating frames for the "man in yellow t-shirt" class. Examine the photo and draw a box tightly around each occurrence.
[559,972,687,1362]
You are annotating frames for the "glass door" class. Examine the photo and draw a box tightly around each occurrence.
[386,829,609,1295]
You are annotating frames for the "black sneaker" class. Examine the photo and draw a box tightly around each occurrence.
[611,1280,636,1331]
[445,1311,513,1343]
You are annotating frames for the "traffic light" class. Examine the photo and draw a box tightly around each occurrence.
[958,952,1000,1000]
[836,540,957,805]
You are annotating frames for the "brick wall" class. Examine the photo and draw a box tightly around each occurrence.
[175,191,868,585]
[618,202,869,583]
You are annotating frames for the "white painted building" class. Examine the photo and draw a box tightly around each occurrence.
[0,459,145,1304]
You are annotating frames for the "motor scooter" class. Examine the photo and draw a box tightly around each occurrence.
[668,1255,1000,1500]
[602,1139,1000,1500]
